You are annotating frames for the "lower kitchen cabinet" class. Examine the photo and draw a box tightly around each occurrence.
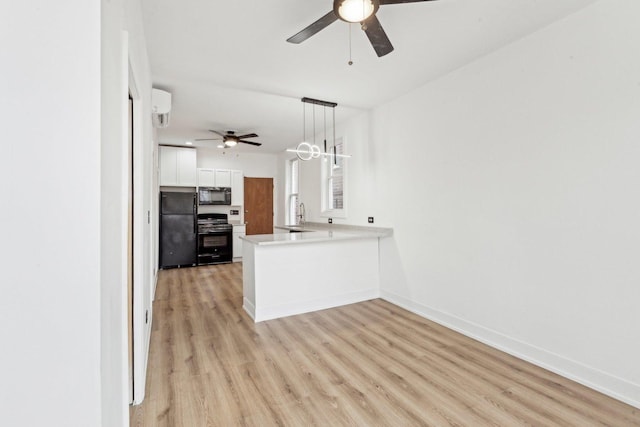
[233,224,246,261]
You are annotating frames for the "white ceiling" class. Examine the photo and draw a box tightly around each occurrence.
[141,0,598,154]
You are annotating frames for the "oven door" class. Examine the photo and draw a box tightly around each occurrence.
[197,231,232,265]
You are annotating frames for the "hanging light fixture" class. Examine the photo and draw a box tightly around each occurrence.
[334,0,378,23]
[287,97,352,162]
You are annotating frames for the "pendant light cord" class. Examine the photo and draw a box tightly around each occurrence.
[302,101,306,142]
[323,105,327,154]
[348,23,353,66]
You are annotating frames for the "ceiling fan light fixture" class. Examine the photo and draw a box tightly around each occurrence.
[336,0,376,23]
[225,139,238,147]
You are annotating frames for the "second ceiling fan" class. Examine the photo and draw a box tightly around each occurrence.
[196,130,262,147]
[287,0,439,57]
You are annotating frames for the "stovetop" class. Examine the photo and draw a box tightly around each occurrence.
[197,213,232,233]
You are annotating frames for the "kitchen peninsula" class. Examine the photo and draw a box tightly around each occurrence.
[240,223,392,322]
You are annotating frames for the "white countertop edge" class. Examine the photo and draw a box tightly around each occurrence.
[274,222,393,235]
[240,228,391,246]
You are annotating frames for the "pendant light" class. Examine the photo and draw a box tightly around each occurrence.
[287,97,351,162]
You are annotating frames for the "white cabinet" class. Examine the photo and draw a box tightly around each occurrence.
[233,224,246,261]
[159,146,196,186]
[215,169,232,187]
[197,168,232,187]
[231,170,244,206]
[197,169,215,187]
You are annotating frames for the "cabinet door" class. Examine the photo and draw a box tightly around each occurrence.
[231,170,244,206]
[214,169,232,187]
[177,149,197,186]
[197,169,215,187]
[159,146,179,186]
[233,227,245,259]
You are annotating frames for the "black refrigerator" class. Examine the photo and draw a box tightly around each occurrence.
[159,192,197,268]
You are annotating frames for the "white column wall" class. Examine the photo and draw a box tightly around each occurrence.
[0,0,155,424]
[0,1,102,426]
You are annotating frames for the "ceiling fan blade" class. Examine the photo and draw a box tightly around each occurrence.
[239,140,262,146]
[236,133,258,139]
[195,138,219,141]
[287,11,338,44]
[379,0,438,4]
[208,130,227,137]
[363,15,394,57]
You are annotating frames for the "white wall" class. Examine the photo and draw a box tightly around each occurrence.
[0,0,154,425]
[381,0,640,407]
[294,0,640,408]
[0,1,102,426]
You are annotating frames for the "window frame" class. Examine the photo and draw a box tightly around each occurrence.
[287,157,300,225]
[321,137,347,218]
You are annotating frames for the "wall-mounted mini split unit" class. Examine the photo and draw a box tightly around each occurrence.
[152,88,171,128]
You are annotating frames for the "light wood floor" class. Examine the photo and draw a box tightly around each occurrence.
[130,263,640,426]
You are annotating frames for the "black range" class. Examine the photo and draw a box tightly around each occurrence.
[197,213,233,265]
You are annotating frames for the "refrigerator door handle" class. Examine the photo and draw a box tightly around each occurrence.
[193,196,197,234]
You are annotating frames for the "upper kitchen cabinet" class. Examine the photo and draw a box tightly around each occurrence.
[214,169,231,187]
[197,168,232,188]
[159,146,197,187]
[231,170,244,206]
[197,168,215,187]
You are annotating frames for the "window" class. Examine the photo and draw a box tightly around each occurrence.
[321,137,346,217]
[287,158,300,225]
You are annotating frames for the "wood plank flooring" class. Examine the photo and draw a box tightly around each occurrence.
[130,263,640,426]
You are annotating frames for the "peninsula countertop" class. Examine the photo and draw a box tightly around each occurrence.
[240,223,393,246]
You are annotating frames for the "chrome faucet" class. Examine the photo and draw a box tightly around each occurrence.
[298,203,306,227]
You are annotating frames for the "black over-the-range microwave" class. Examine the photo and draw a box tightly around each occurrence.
[198,187,231,205]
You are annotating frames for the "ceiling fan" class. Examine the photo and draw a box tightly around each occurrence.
[196,130,262,147]
[286,0,439,57]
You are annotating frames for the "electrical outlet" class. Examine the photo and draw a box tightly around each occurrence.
[328,218,333,224]
[368,217,374,224]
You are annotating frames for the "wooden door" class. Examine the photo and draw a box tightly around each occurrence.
[244,177,273,235]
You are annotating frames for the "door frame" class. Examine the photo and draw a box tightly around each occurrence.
[128,56,147,405]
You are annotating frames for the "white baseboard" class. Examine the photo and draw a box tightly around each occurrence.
[243,297,256,321]
[152,269,158,301]
[380,289,640,409]
[254,289,381,323]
